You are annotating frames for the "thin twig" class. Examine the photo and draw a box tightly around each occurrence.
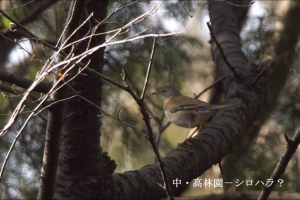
[252,59,273,86]
[155,120,171,145]
[206,22,239,78]
[0,68,52,94]
[127,28,147,40]
[215,0,255,7]
[0,9,58,51]
[0,83,52,107]
[94,0,141,29]
[179,0,193,18]
[141,37,157,100]
[194,73,232,99]
[258,130,300,200]
[2,0,34,11]
[0,29,96,136]
[136,100,174,199]
[116,108,148,138]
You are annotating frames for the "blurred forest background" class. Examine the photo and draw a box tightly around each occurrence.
[0,0,300,198]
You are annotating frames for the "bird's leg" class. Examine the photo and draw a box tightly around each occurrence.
[184,128,191,141]
[179,126,200,146]
[189,125,200,139]
[177,130,191,146]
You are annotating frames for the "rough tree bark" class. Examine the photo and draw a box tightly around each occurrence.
[52,0,116,199]
[38,1,84,199]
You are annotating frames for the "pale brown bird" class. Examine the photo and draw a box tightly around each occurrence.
[153,86,237,143]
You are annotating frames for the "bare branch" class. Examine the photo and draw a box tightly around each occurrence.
[0,69,52,94]
[0,63,57,136]
[52,30,184,75]
[95,0,142,28]
[194,74,232,99]
[0,39,87,136]
[0,53,88,177]
[179,0,193,18]
[0,83,52,107]
[207,22,239,78]
[58,10,94,53]
[121,68,129,87]
[252,59,273,86]
[2,0,34,11]
[116,108,148,138]
[258,130,300,200]
[215,0,255,7]
[0,8,58,51]
[18,1,59,25]
[141,37,157,100]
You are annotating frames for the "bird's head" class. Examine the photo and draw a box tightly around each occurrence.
[152,86,180,101]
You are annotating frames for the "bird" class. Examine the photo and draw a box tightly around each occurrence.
[152,85,237,143]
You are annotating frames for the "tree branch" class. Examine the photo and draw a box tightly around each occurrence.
[0,69,52,93]
[0,8,59,51]
[0,83,52,106]
[207,22,239,78]
[258,130,300,200]
[141,38,157,100]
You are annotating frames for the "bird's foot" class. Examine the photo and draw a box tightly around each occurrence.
[177,138,193,146]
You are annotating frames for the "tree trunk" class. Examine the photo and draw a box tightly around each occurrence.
[53,1,116,199]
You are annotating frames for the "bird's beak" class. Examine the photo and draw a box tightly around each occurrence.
[152,91,159,95]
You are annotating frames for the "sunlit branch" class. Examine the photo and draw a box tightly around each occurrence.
[53,30,185,73]
[141,38,157,100]
[0,72,52,136]
[58,12,94,53]
[0,50,92,178]
[56,0,77,47]
[0,30,95,136]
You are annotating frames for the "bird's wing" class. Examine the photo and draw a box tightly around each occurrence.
[167,96,209,112]
[169,96,236,112]
[165,94,237,113]
[177,103,236,112]
[176,101,211,112]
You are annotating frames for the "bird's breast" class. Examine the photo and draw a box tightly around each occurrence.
[164,109,200,128]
